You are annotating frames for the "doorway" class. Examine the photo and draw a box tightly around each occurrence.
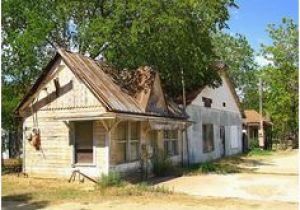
[74,121,93,164]
[220,126,226,157]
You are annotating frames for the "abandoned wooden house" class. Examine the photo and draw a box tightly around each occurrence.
[15,48,188,178]
[177,62,245,163]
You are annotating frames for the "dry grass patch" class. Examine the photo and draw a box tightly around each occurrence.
[2,174,174,204]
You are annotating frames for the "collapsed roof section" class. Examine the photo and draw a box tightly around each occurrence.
[15,48,186,119]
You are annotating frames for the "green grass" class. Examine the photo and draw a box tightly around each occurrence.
[183,160,242,175]
[246,148,273,156]
[97,171,123,188]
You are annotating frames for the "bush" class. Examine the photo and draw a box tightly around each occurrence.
[249,138,259,150]
[152,151,175,177]
[247,148,272,156]
[98,171,123,188]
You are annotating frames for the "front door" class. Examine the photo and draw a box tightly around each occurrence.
[74,121,93,164]
[220,126,226,157]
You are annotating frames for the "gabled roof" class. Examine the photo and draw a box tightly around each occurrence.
[15,48,186,119]
[175,62,245,118]
[244,109,272,125]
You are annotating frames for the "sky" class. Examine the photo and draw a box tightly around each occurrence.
[225,0,298,66]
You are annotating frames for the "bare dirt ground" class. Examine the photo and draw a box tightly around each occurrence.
[2,195,298,210]
[2,150,299,210]
[157,149,298,205]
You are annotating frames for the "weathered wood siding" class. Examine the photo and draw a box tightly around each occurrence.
[22,60,108,177]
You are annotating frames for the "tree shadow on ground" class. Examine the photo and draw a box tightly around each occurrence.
[146,154,277,185]
[2,194,49,210]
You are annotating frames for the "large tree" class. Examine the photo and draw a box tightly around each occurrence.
[260,18,298,147]
[2,0,238,130]
[212,32,259,109]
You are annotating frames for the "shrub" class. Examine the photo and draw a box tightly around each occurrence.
[98,171,123,188]
[152,151,175,177]
[185,160,241,175]
[249,138,259,150]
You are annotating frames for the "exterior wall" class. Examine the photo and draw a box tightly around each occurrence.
[23,115,108,178]
[192,75,240,113]
[186,74,243,164]
[186,106,242,163]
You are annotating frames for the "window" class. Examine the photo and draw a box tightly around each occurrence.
[114,121,140,164]
[202,124,214,153]
[130,122,140,161]
[115,121,127,164]
[222,102,226,107]
[202,97,212,108]
[164,130,178,156]
[75,121,93,164]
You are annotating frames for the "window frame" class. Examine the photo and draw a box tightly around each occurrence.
[114,121,140,164]
[163,130,179,156]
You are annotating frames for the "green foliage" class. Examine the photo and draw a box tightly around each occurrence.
[249,138,259,150]
[98,171,123,188]
[135,182,172,194]
[247,148,272,156]
[260,18,298,146]
[185,161,240,174]
[2,0,238,130]
[212,32,259,110]
[152,150,176,177]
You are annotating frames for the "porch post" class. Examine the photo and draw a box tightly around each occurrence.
[104,130,111,175]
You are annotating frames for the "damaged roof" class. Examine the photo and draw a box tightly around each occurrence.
[15,48,186,119]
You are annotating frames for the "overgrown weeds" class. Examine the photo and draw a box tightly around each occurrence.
[152,151,178,177]
[97,171,123,188]
[246,148,273,156]
[95,171,173,196]
[183,161,242,175]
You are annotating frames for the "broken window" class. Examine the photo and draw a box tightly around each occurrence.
[202,124,214,153]
[202,97,212,108]
[164,130,178,156]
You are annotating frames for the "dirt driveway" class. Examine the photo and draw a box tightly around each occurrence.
[157,150,298,203]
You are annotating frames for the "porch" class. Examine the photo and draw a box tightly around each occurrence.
[58,112,187,177]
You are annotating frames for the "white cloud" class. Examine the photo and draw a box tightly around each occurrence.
[255,55,273,67]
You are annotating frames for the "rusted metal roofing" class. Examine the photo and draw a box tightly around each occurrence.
[57,48,143,113]
[244,109,272,125]
[16,48,186,119]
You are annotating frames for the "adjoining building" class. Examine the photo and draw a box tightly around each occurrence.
[244,109,273,149]
[177,62,244,163]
